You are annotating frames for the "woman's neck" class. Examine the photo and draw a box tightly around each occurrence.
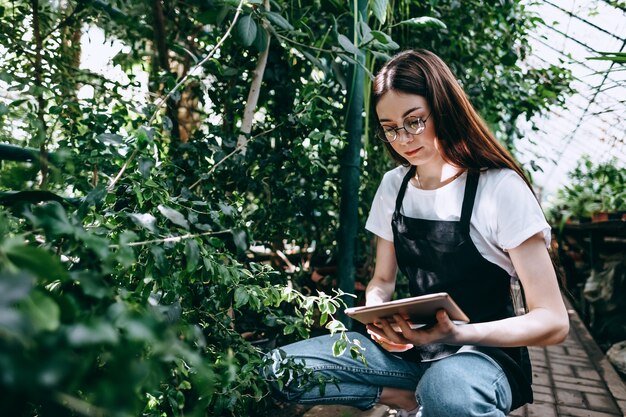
[414,163,464,190]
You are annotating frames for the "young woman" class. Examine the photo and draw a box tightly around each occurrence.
[265,49,569,417]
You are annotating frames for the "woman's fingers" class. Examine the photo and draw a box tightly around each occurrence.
[367,323,413,352]
[436,309,453,330]
[393,310,458,345]
[378,318,412,344]
[367,310,460,349]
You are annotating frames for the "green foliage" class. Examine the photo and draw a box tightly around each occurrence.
[546,156,626,226]
[589,51,626,64]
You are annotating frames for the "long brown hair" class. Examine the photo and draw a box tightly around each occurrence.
[372,49,532,190]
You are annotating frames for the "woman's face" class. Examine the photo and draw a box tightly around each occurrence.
[375,91,443,167]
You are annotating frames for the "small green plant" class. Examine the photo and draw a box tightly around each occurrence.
[546,156,626,226]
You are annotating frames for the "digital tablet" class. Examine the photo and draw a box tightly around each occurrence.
[345,292,469,332]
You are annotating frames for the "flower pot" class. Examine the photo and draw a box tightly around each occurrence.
[592,212,609,223]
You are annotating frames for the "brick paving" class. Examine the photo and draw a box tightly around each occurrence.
[302,299,626,417]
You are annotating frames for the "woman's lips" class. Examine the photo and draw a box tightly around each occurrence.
[404,147,422,157]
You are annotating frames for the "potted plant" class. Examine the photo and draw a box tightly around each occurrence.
[548,156,626,226]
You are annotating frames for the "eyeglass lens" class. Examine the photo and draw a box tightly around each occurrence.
[379,116,425,142]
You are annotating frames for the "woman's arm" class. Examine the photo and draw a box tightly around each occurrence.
[370,233,570,347]
[365,237,398,305]
[365,237,417,352]
[461,232,570,346]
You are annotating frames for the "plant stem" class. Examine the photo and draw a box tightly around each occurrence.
[109,229,231,249]
[238,0,272,150]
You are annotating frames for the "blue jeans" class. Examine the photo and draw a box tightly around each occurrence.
[264,332,512,417]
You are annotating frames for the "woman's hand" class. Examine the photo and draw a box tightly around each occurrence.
[367,325,414,352]
[367,309,460,348]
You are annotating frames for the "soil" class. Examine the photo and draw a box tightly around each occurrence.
[271,402,312,417]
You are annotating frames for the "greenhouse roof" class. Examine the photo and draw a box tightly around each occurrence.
[516,0,626,201]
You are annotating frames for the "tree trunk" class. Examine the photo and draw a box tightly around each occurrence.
[151,0,180,144]
[31,0,48,188]
[337,0,367,327]
[237,0,271,151]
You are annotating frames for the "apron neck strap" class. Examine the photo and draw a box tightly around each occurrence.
[394,166,480,231]
[394,165,417,214]
[460,170,480,232]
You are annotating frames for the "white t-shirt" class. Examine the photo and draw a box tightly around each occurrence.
[365,166,551,277]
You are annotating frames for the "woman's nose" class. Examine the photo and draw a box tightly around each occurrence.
[396,129,414,144]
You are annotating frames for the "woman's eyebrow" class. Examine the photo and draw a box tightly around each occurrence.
[378,106,423,123]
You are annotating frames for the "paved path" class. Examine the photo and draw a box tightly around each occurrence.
[302,299,626,417]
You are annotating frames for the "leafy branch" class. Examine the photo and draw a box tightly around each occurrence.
[108,229,232,249]
[107,0,246,192]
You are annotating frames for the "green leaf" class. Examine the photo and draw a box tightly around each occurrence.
[95,132,123,145]
[158,205,190,230]
[370,31,399,50]
[139,158,154,178]
[73,271,112,299]
[326,319,347,334]
[136,126,154,148]
[265,11,294,30]
[0,271,34,306]
[197,9,220,24]
[370,50,391,62]
[185,239,199,272]
[588,52,626,63]
[370,30,391,43]
[359,21,373,45]
[234,287,249,308]
[80,232,110,260]
[4,241,68,282]
[253,27,269,52]
[371,0,388,24]
[128,212,158,233]
[118,318,155,342]
[66,320,119,346]
[232,229,248,254]
[318,376,326,396]
[20,289,60,332]
[237,14,257,47]
[398,16,447,29]
[27,202,75,236]
[151,246,168,272]
[78,185,107,218]
[331,338,347,357]
[337,34,362,56]
[319,311,328,326]
[301,50,325,72]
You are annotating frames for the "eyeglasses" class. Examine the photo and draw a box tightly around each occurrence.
[377,114,431,143]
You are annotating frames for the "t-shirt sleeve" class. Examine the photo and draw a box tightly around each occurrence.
[365,173,397,242]
[492,172,551,251]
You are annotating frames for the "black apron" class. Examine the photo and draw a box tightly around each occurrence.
[391,166,533,410]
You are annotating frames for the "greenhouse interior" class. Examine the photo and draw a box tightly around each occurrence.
[0,1,625,416]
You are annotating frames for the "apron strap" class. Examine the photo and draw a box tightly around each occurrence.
[394,165,417,215]
[460,170,480,233]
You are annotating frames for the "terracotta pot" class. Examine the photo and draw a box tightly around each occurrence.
[592,212,609,223]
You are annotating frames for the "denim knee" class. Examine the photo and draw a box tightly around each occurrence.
[417,353,511,417]
[260,333,419,410]
[418,372,476,416]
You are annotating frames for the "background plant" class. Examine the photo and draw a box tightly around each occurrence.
[545,156,626,226]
